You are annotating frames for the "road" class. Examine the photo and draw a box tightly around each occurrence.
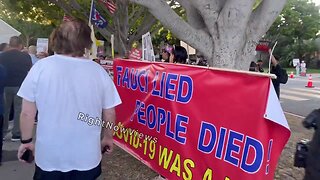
[280,73,320,117]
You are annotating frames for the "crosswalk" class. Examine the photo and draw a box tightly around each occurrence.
[280,87,320,101]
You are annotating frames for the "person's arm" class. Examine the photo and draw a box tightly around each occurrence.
[101,108,116,154]
[17,99,37,162]
[20,100,37,140]
[102,108,116,138]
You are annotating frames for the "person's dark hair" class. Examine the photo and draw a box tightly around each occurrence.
[0,43,8,51]
[257,59,263,63]
[249,61,257,71]
[9,36,22,48]
[173,46,188,64]
[51,19,92,57]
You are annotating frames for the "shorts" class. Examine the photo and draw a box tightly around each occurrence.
[33,162,102,180]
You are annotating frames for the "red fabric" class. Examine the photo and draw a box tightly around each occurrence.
[113,59,290,179]
[99,0,116,14]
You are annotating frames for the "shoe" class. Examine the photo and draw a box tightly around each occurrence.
[11,136,21,142]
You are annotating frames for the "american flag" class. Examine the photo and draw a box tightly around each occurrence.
[99,0,117,14]
[90,2,108,28]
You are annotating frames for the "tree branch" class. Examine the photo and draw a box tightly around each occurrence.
[129,15,157,43]
[130,0,213,58]
[129,7,147,28]
[176,0,207,30]
[249,0,288,41]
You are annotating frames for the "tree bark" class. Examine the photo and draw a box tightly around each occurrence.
[130,0,287,70]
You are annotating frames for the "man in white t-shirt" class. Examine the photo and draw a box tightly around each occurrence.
[16,19,121,180]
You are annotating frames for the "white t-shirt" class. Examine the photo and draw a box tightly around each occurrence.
[17,54,122,172]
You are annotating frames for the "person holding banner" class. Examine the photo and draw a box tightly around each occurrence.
[269,50,288,98]
[170,45,188,64]
[17,19,121,180]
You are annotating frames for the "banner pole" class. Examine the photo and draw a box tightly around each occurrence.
[111,34,114,59]
[268,41,278,74]
[89,0,94,25]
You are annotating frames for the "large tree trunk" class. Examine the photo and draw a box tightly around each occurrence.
[130,0,287,70]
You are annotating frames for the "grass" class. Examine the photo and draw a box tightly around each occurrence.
[284,68,320,74]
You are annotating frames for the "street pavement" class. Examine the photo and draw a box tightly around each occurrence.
[0,122,35,180]
[280,73,320,117]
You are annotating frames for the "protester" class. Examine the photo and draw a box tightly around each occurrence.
[171,45,188,64]
[301,60,307,76]
[28,45,40,65]
[0,36,32,141]
[256,59,264,72]
[249,61,257,72]
[0,64,6,165]
[0,43,8,53]
[160,49,170,62]
[17,19,121,180]
[295,61,301,76]
[269,49,288,98]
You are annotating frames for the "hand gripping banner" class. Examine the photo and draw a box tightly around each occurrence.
[113,59,291,180]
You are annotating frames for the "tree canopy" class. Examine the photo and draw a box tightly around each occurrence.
[266,0,320,66]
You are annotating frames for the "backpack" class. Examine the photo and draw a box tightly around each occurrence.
[278,68,288,84]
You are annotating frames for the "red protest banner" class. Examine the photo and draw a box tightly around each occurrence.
[128,48,142,60]
[113,59,290,180]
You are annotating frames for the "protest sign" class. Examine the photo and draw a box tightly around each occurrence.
[142,32,155,61]
[36,38,48,53]
[113,59,290,180]
[129,48,142,60]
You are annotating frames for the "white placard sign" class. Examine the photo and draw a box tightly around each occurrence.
[36,38,49,53]
[142,32,155,61]
[293,59,300,67]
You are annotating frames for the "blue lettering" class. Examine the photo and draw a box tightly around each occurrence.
[157,108,166,132]
[147,104,156,129]
[138,70,146,92]
[151,71,161,97]
[175,115,189,144]
[137,101,146,125]
[130,68,138,90]
[122,67,130,88]
[177,75,193,103]
[165,73,178,101]
[197,122,217,153]
[165,111,174,139]
[224,131,244,167]
[240,137,264,174]
[215,128,227,159]
[116,66,123,86]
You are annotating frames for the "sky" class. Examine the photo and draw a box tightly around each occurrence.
[312,0,320,5]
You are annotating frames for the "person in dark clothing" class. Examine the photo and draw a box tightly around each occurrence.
[302,109,320,180]
[0,36,32,141]
[249,61,257,72]
[0,64,6,165]
[171,46,188,64]
[257,60,264,72]
[269,50,286,99]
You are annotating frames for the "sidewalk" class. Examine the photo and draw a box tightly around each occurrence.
[0,122,34,179]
